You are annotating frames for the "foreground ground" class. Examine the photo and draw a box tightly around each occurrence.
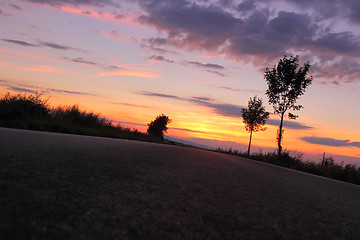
[1,128,359,239]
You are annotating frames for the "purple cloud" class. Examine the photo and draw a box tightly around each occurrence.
[136,0,360,82]
[301,136,360,148]
[185,61,225,70]
[64,57,98,65]
[2,39,37,47]
[39,41,80,51]
[148,55,174,63]
[267,119,312,130]
[206,70,226,77]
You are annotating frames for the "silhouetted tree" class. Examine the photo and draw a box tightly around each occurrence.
[242,96,269,155]
[264,55,312,157]
[147,114,172,140]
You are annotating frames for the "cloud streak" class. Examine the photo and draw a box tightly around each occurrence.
[185,61,225,70]
[0,79,96,96]
[301,136,360,148]
[2,39,38,47]
[3,38,85,52]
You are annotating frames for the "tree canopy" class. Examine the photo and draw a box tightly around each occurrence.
[242,96,269,155]
[147,114,172,140]
[264,55,312,157]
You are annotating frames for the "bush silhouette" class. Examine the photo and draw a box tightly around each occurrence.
[147,114,171,140]
[0,92,49,121]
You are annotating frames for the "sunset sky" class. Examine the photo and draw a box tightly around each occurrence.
[1,0,359,164]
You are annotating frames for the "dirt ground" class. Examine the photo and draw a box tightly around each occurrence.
[1,127,359,239]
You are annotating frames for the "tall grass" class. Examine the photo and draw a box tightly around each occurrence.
[0,92,160,142]
[216,148,360,185]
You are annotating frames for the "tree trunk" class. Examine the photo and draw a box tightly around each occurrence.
[247,129,253,155]
[277,112,284,158]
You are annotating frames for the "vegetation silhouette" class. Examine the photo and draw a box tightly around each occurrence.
[264,55,312,158]
[242,96,269,155]
[0,92,359,185]
[147,114,172,140]
[216,148,360,185]
[0,92,161,142]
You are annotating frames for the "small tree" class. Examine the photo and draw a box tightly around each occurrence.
[242,96,269,155]
[264,55,313,157]
[147,114,172,140]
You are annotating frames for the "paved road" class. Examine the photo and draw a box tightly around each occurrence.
[1,128,359,239]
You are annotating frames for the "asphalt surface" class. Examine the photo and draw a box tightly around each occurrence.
[1,127,359,239]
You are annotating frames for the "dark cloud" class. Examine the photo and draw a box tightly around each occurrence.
[82,10,92,15]
[267,119,312,130]
[2,39,38,47]
[313,32,360,56]
[148,55,174,63]
[206,70,226,77]
[140,91,182,100]
[186,61,225,70]
[288,0,360,24]
[7,86,37,93]
[2,39,86,53]
[191,96,215,102]
[237,0,256,13]
[136,0,360,82]
[170,127,207,134]
[64,57,98,65]
[301,136,360,148]
[141,44,178,55]
[138,0,240,52]
[193,100,244,118]
[40,41,79,51]
[46,88,97,96]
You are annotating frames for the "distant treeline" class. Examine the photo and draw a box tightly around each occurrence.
[0,92,161,142]
[216,148,360,185]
